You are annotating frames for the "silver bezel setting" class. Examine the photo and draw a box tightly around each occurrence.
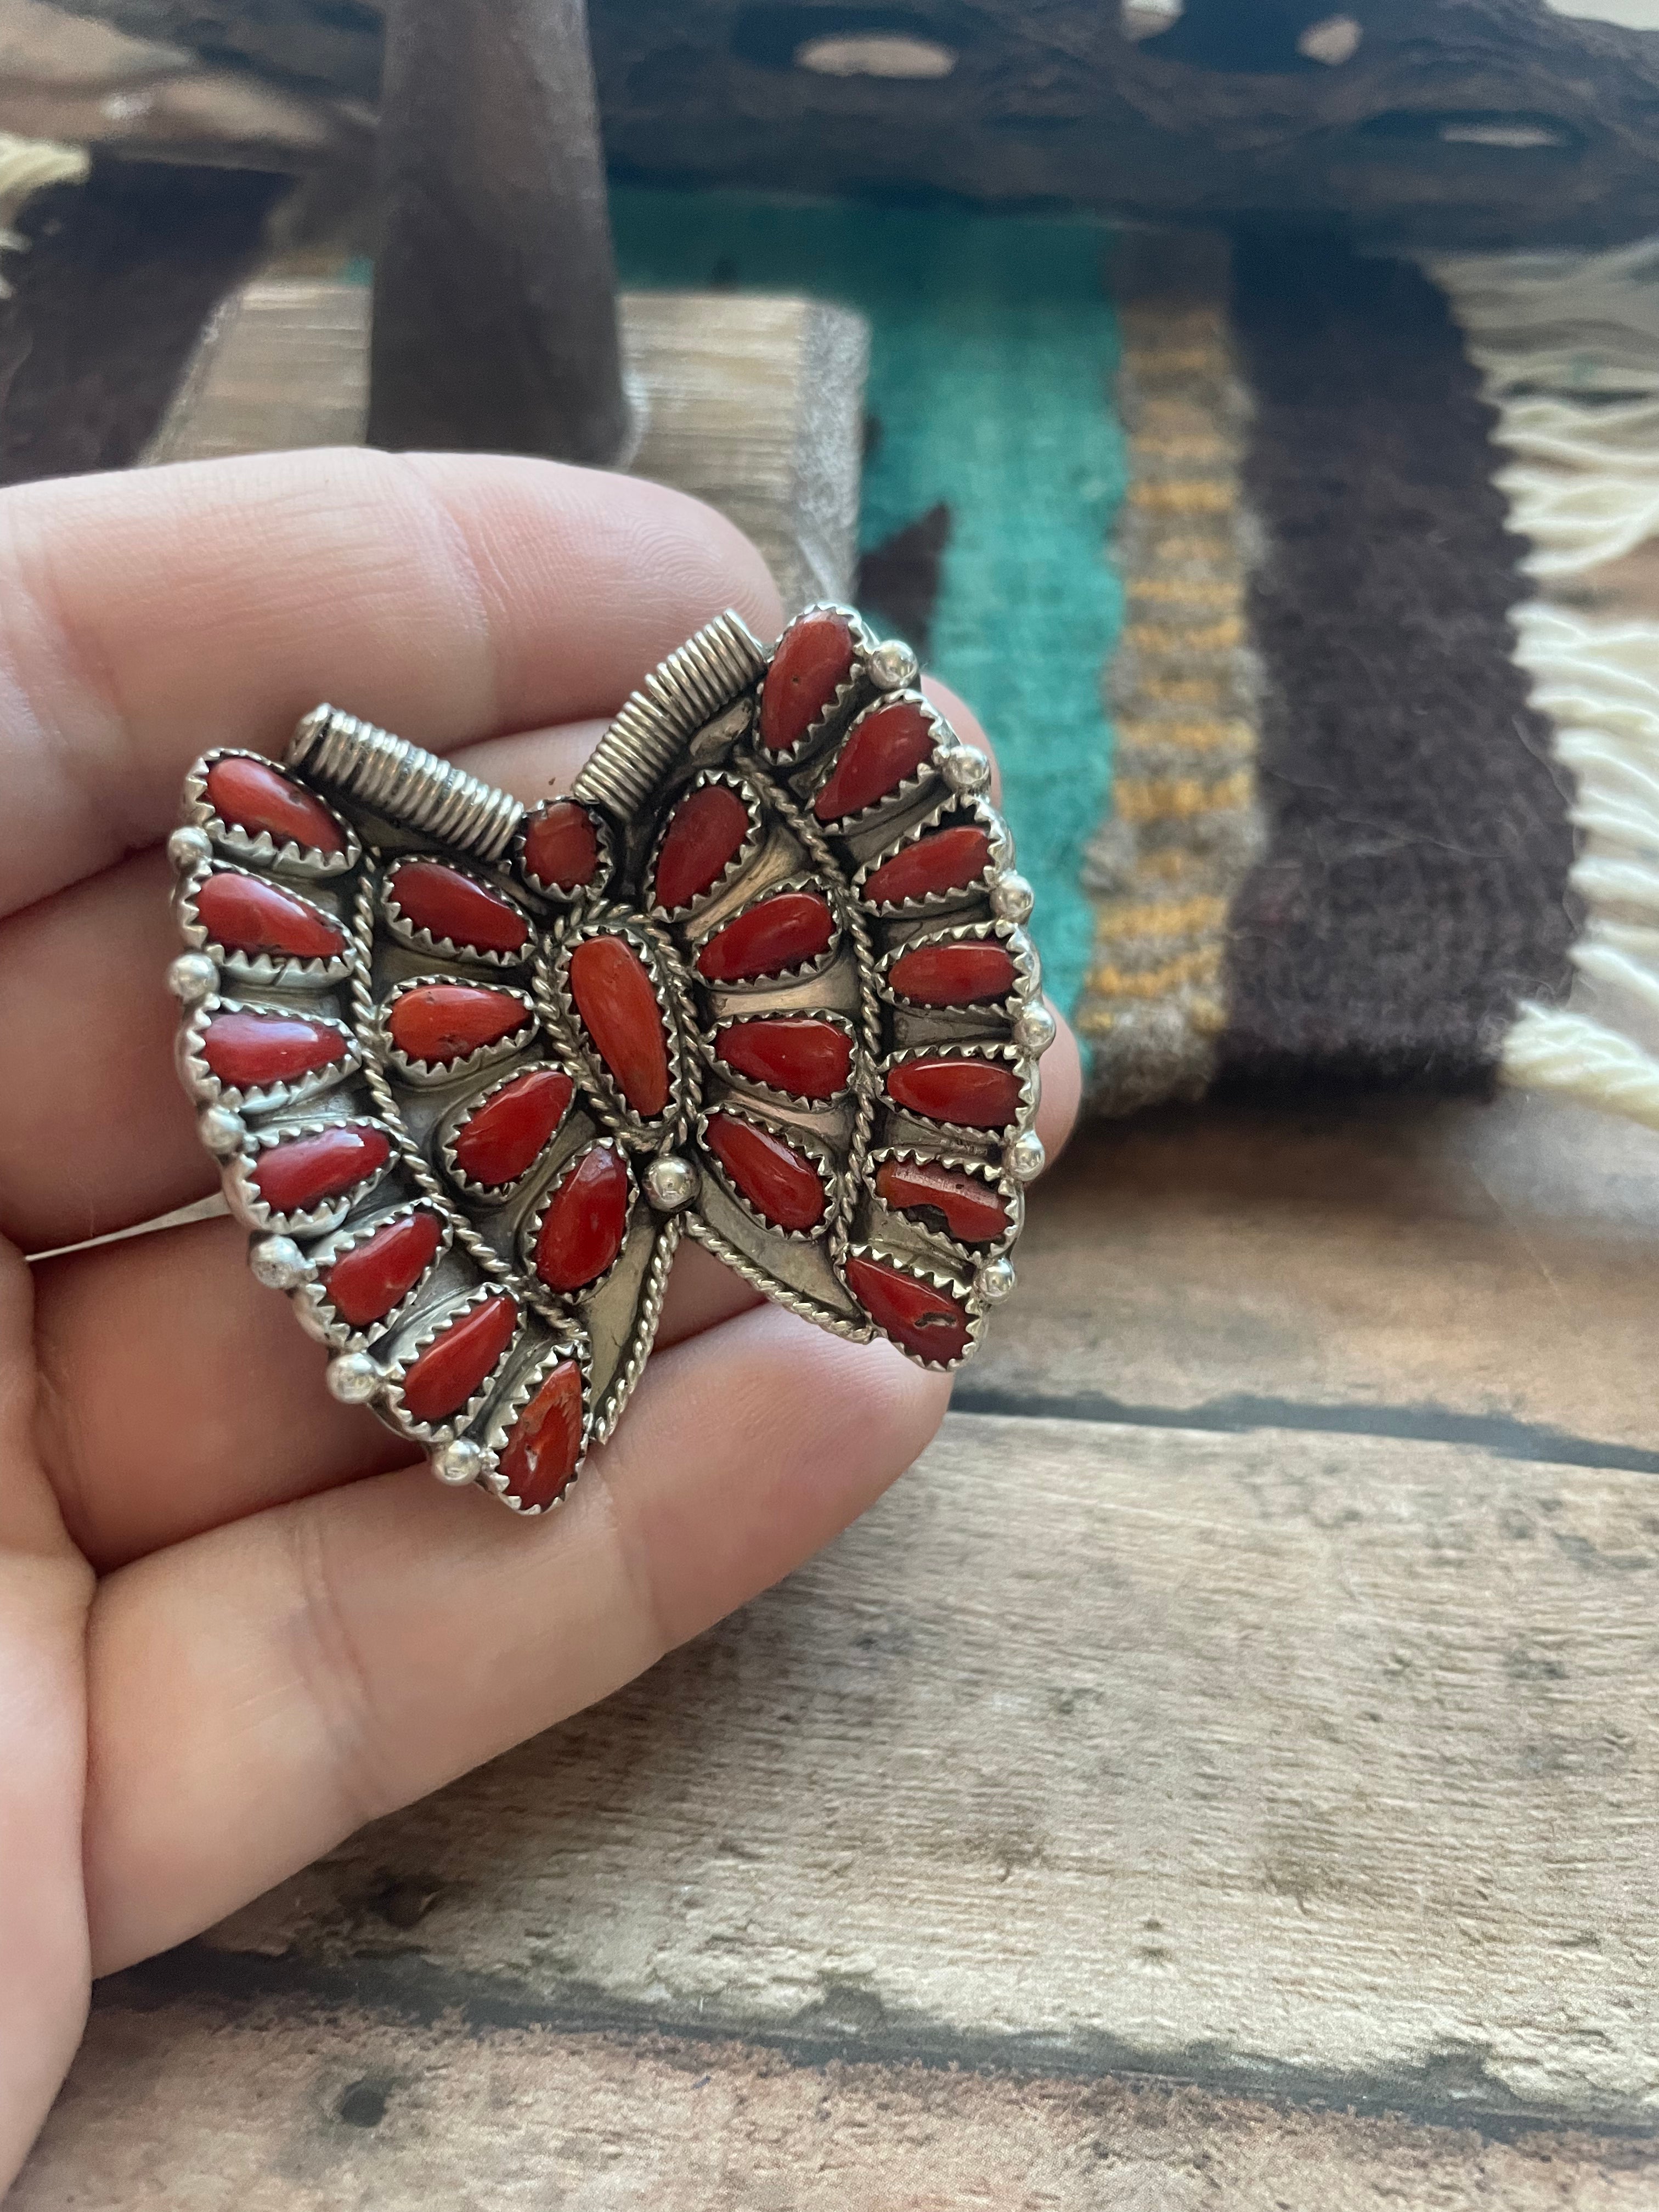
[705,1008,860,1108]
[696,1102,844,1245]
[476,1335,595,1513]
[223,1113,396,1236]
[512,795,616,905]
[175,857,356,986]
[292,1199,454,1353]
[436,1060,576,1200]
[177,994,359,1116]
[380,855,536,969]
[516,1138,641,1305]
[867,1143,1022,1259]
[688,870,844,994]
[380,1282,524,1447]
[180,748,359,877]
[375,974,539,1088]
[646,768,765,920]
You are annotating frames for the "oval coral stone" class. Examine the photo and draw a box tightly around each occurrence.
[200,1009,348,1090]
[498,1358,585,1509]
[844,1254,972,1365]
[452,1068,574,1186]
[759,609,856,752]
[194,871,347,961]
[885,1056,1022,1130]
[706,1113,826,1232]
[400,1294,518,1424]
[862,825,991,907]
[814,699,934,822]
[569,936,671,1118]
[714,1017,852,1099]
[888,941,1017,1007]
[204,756,346,855]
[874,1158,1009,1244]
[388,983,527,1065]
[390,861,530,956]
[252,1123,390,1215]
[522,798,602,890]
[697,892,835,984]
[654,784,751,911]
[325,1209,444,1326]
[535,1144,630,1291]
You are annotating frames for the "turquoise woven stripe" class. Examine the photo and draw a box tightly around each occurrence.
[611,190,1125,1026]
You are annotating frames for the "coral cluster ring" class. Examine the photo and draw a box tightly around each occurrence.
[167,606,1052,1515]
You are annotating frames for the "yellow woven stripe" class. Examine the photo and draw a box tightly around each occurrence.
[1114,768,1254,825]
[1126,479,1233,515]
[1097,894,1230,943]
[1088,945,1223,998]
[1124,578,1239,608]
[1123,617,1245,654]
[1131,433,1231,465]
[1115,717,1252,754]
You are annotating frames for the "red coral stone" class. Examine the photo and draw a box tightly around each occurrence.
[654,785,751,910]
[452,1068,575,1186]
[535,1143,630,1291]
[204,756,346,855]
[714,1017,852,1098]
[390,861,530,956]
[200,1010,348,1090]
[252,1123,390,1214]
[844,1254,972,1365]
[862,825,991,907]
[874,1158,1010,1244]
[705,1113,826,1232]
[388,984,527,1065]
[759,609,857,752]
[696,892,835,984]
[568,936,670,1118]
[522,798,602,890]
[400,1294,518,1424]
[885,1056,1022,1129]
[194,871,347,961]
[888,941,1017,1007]
[498,1358,585,1509]
[325,1209,445,1326]
[814,699,934,822]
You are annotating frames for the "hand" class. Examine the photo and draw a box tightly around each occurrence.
[0,449,1081,2182]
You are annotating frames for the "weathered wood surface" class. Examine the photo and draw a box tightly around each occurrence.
[146,275,868,613]
[21,2001,1659,2210]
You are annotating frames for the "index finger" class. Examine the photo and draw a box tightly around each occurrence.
[0,445,783,921]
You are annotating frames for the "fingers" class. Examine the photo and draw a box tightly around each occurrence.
[0,447,781,922]
[82,1304,950,1974]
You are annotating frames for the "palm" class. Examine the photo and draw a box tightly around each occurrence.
[0,447,1079,2185]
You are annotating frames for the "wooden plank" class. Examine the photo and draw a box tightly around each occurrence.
[185,1410,1659,2129]
[145,275,868,613]
[21,1997,1658,2209]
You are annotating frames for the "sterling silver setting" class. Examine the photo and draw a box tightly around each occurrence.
[167,606,1053,1515]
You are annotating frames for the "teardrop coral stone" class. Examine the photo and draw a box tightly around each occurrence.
[195,871,347,961]
[705,1113,826,1232]
[875,1158,1009,1244]
[844,1254,972,1365]
[252,1123,390,1214]
[325,1209,444,1326]
[568,936,670,1118]
[885,1056,1022,1130]
[654,785,751,910]
[714,1018,852,1099]
[200,1010,348,1089]
[696,892,835,984]
[452,1068,574,1186]
[522,799,602,890]
[498,1358,585,1509]
[388,984,527,1065]
[862,825,991,907]
[400,1294,518,1424]
[814,700,934,822]
[204,756,346,855]
[888,942,1017,1007]
[760,610,856,752]
[390,861,530,956]
[535,1143,630,1291]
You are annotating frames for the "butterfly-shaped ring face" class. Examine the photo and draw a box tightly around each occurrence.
[167,606,1053,1514]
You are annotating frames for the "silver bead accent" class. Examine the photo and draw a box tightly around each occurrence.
[1007,1129,1046,1183]
[326,1351,381,1405]
[941,744,991,795]
[432,1437,486,1487]
[168,951,219,1003]
[645,1153,699,1211]
[867,640,918,691]
[198,1104,246,1155]
[991,872,1035,923]
[167,825,213,872]
[1013,1001,1057,1056]
[249,1235,312,1291]
[976,1257,1017,1304]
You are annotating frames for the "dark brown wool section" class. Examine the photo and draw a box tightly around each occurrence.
[0,159,283,488]
[1215,233,1574,1097]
